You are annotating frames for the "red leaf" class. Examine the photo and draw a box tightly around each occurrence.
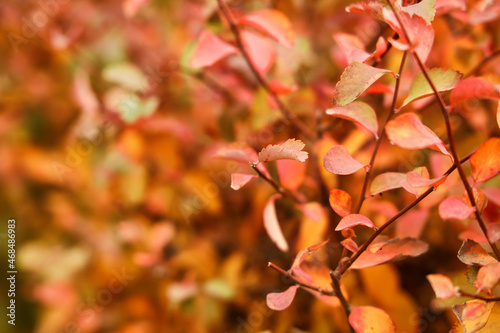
[263,194,288,252]
[470,137,500,183]
[475,262,500,295]
[385,113,450,156]
[439,197,474,220]
[230,173,257,190]
[335,214,376,231]
[323,145,365,175]
[291,239,330,271]
[370,172,406,195]
[453,300,495,333]
[333,62,394,106]
[189,30,239,68]
[333,33,371,64]
[239,9,294,48]
[373,36,388,61]
[329,189,353,217]
[266,285,299,310]
[457,239,497,266]
[269,79,297,95]
[451,77,500,107]
[259,139,308,162]
[351,238,429,269]
[326,101,379,138]
[277,159,306,191]
[341,238,359,253]
[349,306,396,333]
[427,274,457,299]
[396,208,429,239]
[240,29,275,76]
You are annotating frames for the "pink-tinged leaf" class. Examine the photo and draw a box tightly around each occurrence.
[373,36,388,61]
[329,189,353,217]
[335,214,376,231]
[333,62,394,106]
[214,142,259,164]
[333,33,371,64]
[462,187,488,219]
[72,70,99,117]
[385,113,450,156]
[238,9,294,48]
[291,239,330,271]
[475,262,500,295]
[388,37,411,51]
[349,306,396,333]
[427,274,457,299]
[241,30,275,76]
[300,202,324,222]
[453,300,495,333]
[277,159,306,191]
[323,145,366,175]
[351,238,429,269]
[266,285,299,311]
[370,172,406,195]
[341,238,359,253]
[435,0,467,16]
[488,223,500,243]
[326,101,379,138]
[263,194,288,252]
[457,239,497,266]
[396,208,429,239]
[382,9,434,63]
[230,173,257,190]
[346,1,386,21]
[259,139,308,162]
[451,77,500,107]
[269,79,297,95]
[403,170,447,196]
[470,137,500,183]
[401,68,462,108]
[122,0,151,18]
[189,30,239,68]
[402,0,436,23]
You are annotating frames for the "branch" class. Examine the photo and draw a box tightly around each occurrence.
[354,51,408,214]
[330,271,354,332]
[268,262,335,296]
[251,163,301,203]
[467,49,500,77]
[457,289,500,302]
[386,0,500,260]
[216,0,316,141]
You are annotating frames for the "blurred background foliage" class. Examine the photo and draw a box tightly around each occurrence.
[1,0,500,332]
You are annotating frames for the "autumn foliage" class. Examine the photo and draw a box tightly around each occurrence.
[3,0,500,332]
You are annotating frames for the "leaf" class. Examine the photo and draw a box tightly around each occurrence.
[102,62,148,92]
[401,68,462,108]
[333,62,394,106]
[426,273,457,299]
[115,94,159,123]
[214,142,259,164]
[263,194,288,252]
[439,197,475,220]
[470,137,500,183]
[276,159,306,191]
[326,101,379,138]
[475,262,500,295]
[497,103,500,130]
[346,1,387,21]
[402,0,436,23]
[336,214,376,231]
[396,208,429,239]
[266,285,299,310]
[269,79,297,95]
[488,223,500,243]
[341,238,359,253]
[122,0,150,18]
[457,240,497,266]
[323,145,366,175]
[240,29,275,76]
[300,202,324,222]
[351,238,429,269]
[451,77,500,107]
[382,9,434,63]
[291,239,330,271]
[238,9,294,48]
[385,113,450,156]
[462,187,488,219]
[329,189,353,217]
[259,139,308,162]
[370,172,407,195]
[230,173,257,190]
[333,33,371,63]
[453,300,495,333]
[349,306,396,333]
[189,30,239,68]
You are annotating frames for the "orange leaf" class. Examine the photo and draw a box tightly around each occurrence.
[341,238,359,253]
[349,306,396,333]
[329,189,353,217]
[453,300,495,333]
[189,30,239,68]
[370,172,406,195]
[457,239,497,266]
[427,274,457,299]
[276,159,306,191]
[323,145,365,175]
[238,9,294,48]
[451,77,500,107]
[439,197,476,220]
[240,29,275,76]
[470,137,500,183]
[475,262,500,295]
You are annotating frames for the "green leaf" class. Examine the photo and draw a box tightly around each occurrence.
[102,62,148,92]
[117,94,159,123]
[402,0,436,24]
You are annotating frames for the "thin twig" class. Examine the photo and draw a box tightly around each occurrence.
[268,262,335,296]
[467,49,500,77]
[457,289,500,302]
[386,0,500,260]
[330,271,354,332]
[354,51,408,214]
[216,0,316,141]
[251,163,301,203]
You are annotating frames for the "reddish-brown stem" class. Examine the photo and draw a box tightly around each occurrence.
[251,163,301,203]
[457,289,500,302]
[386,0,500,260]
[336,154,473,276]
[330,271,354,332]
[268,262,335,296]
[216,0,316,141]
[354,51,408,214]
